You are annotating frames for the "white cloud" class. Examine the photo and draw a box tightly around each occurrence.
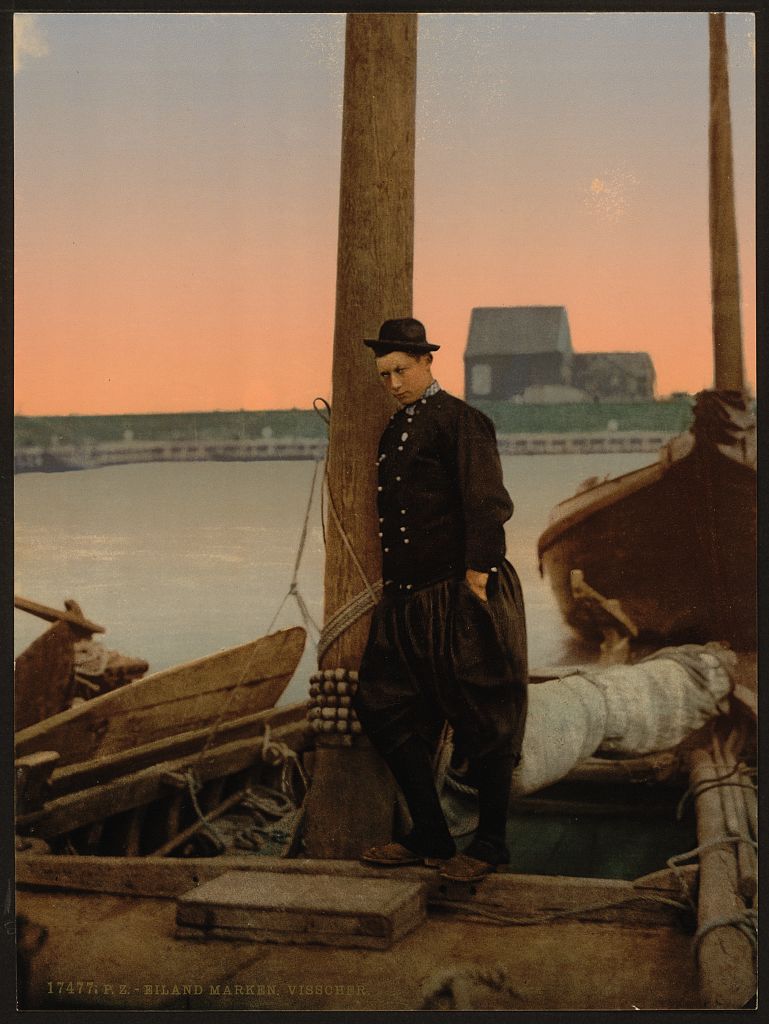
[14,14,50,74]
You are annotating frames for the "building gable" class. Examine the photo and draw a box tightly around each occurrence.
[466,306,573,357]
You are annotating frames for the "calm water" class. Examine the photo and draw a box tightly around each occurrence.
[14,453,652,705]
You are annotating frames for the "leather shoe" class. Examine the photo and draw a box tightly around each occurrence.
[439,852,496,882]
[360,842,444,868]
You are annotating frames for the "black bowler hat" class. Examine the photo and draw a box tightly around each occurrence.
[364,317,440,355]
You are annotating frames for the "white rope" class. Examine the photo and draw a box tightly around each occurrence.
[694,909,757,952]
[267,457,322,638]
[676,762,756,820]
[317,580,383,663]
[183,768,227,849]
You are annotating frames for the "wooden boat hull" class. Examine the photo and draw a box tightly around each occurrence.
[16,701,310,853]
[15,627,306,766]
[537,434,756,649]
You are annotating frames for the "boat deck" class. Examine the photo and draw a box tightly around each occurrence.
[17,855,702,1011]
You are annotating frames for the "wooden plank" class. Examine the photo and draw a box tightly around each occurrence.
[16,854,689,928]
[176,871,426,949]
[16,713,306,839]
[15,751,60,814]
[45,701,307,797]
[14,595,105,633]
[508,795,678,818]
[563,751,682,785]
[14,621,78,730]
[15,627,306,766]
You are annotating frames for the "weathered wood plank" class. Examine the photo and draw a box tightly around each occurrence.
[15,751,60,814]
[16,854,690,928]
[14,595,105,633]
[508,794,678,818]
[14,621,79,730]
[563,750,682,785]
[45,701,307,797]
[15,627,305,766]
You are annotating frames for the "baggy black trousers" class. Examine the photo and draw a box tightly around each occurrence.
[354,560,528,763]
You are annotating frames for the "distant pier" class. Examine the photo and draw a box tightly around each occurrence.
[14,431,677,473]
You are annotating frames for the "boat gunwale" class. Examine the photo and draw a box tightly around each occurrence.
[38,700,309,798]
[14,626,306,751]
[536,429,755,559]
[536,458,668,557]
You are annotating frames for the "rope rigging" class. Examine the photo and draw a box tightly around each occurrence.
[268,396,384,660]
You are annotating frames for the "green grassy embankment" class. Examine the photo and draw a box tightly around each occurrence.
[14,399,695,449]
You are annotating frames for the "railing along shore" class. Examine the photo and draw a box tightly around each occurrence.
[14,431,678,473]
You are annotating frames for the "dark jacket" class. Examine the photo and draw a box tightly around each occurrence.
[376,388,513,587]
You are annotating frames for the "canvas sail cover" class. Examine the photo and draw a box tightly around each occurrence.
[508,642,734,797]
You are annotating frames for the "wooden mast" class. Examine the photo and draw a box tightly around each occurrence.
[709,12,744,392]
[302,13,418,858]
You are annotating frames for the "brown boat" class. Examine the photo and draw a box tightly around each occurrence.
[537,389,756,648]
[537,10,756,652]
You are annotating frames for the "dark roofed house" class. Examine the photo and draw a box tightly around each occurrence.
[573,352,656,401]
[465,306,575,401]
[464,306,656,403]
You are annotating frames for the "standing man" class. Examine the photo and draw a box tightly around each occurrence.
[354,317,528,882]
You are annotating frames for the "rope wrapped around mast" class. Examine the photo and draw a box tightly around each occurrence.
[313,397,384,663]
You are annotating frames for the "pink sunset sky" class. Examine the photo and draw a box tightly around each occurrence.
[14,12,756,416]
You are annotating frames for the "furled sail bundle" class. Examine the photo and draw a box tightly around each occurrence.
[509,643,735,797]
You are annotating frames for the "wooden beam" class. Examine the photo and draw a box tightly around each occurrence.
[508,795,678,819]
[712,731,756,904]
[15,751,60,815]
[14,595,105,633]
[15,854,689,928]
[688,742,755,1007]
[304,11,418,859]
[562,751,682,786]
[709,12,744,391]
[149,790,246,857]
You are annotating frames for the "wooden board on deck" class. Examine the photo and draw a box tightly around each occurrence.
[15,627,305,766]
[175,870,426,950]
